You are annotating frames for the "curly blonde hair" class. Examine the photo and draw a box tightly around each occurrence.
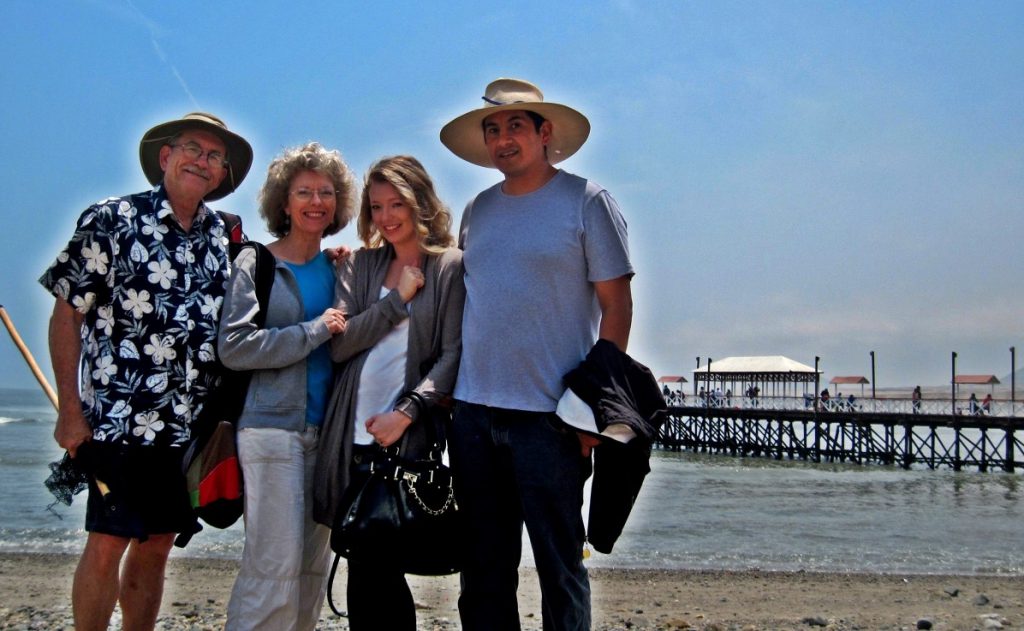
[258,142,356,238]
[357,156,454,253]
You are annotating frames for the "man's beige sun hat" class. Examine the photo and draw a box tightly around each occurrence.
[440,78,590,168]
[139,112,253,201]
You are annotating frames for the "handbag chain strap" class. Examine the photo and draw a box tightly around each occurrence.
[399,470,457,516]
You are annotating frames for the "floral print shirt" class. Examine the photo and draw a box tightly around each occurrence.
[40,186,232,447]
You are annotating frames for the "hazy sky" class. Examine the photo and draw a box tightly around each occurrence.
[1,1,1021,393]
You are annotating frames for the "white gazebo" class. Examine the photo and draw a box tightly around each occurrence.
[693,355,819,398]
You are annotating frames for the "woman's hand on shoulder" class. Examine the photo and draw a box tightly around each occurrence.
[322,307,347,335]
[397,265,425,302]
[323,245,353,266]
[365,411,413,447]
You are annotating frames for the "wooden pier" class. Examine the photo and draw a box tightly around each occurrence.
[658,406,1024,472]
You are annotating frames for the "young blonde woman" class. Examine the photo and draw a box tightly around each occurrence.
[313,155,464,630]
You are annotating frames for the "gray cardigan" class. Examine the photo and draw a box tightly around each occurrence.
[217,247,336,432]
[312,244,465,527]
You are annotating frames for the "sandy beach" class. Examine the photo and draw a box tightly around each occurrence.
[0,553,1020,630]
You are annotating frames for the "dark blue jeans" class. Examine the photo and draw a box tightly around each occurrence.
[449,402,592,631]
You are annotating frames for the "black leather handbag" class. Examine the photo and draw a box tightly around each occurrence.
[329,393,462,577]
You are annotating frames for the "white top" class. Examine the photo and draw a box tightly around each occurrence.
[353,287,410,445]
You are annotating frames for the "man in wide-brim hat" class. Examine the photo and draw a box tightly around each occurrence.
[139,111,253,204]
[440,78,634,630]
[40,111,251,630]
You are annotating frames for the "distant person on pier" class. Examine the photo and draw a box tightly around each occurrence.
[912,385,922,414]
[981,393,993,415]
[820,389,831,410]
[969,392,981,415]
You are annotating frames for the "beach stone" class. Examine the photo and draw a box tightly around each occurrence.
[943,586,960,597]
[973,593,991,606]
[916,618,933,629]
[979,613,1006,629]
[802,615,828,627]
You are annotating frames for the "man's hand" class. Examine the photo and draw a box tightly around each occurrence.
[55,407,92,458]
[578,432,601,457]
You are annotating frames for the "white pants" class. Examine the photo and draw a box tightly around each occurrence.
[226,427,332,631]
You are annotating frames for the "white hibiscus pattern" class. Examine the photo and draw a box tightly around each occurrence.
[132,411,165,442]
[96,305,115,336]
[81,241,109,275]
[91,355,117,385]
[121,288,154,319]
[141,213,168,242]
[147,258,178,289]
[143,333,178,365]
[39,186,233,447]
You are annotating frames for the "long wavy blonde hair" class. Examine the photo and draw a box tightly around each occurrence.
[357,155,454,254]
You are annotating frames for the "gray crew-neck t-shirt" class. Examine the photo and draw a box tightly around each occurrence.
[455,170,633,412]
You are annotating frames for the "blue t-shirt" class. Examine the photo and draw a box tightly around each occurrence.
[455,170,633,412]
[284,252,335,426]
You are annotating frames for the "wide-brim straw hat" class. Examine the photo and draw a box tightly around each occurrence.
[139,112,253,201]
[440,78,590,168]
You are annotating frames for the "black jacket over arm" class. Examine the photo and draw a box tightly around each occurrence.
[563,339,668,553]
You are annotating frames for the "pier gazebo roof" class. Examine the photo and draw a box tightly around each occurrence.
[830,375,869,396]
[692,356,820,396]
[693,355,817,378]
[830,376,869,385]
[658,375,688,384]
[953,375,1000,385]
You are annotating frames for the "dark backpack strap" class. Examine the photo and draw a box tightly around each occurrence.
[205,242,276,424]
[225,240,276,324]
[218,211,245,245]
[247,242,276,328]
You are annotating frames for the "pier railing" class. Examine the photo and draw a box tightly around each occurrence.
[665,394,1021,418]
[658,405,1024,473]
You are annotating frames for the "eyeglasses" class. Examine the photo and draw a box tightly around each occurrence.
[290,188,337,202]
[169,142,229,169]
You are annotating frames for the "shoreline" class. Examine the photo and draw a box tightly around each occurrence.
[1,553,1021,630]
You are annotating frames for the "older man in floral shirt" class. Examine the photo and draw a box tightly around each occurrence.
[40,112,252,631]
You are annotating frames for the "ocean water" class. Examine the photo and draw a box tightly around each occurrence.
[1,387,1021,575]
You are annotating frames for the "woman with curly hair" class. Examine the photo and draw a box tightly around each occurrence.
[218,142,355,630]
[313,155,465,630]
